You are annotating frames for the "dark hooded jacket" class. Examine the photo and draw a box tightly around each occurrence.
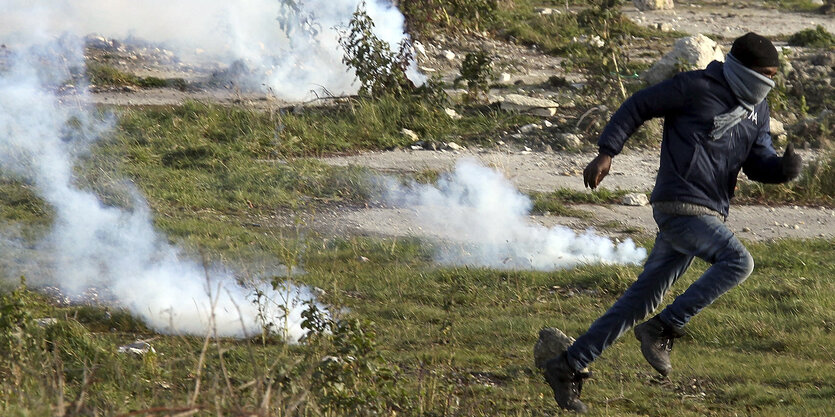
[597,60,790,218]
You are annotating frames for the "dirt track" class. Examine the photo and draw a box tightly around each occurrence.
[318,148,835,242]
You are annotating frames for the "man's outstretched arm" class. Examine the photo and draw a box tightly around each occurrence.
[585,74,691,188]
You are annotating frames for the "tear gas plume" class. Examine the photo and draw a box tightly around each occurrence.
[0,40,319,340]
[383,160,647,270]
[1,0,422,100]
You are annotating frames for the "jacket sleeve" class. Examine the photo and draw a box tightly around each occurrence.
[597,74,691,157]
[741,104,791,184]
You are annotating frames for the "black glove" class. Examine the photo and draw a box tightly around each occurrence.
[780,143,802,180]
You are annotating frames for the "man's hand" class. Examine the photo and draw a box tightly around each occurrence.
[583,153,612,189]
[781,142,802,180]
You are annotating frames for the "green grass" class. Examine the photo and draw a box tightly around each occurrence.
[2,98,834,415]
[529,187,633,218]
[2,235,834,415]
[86,63,188,90]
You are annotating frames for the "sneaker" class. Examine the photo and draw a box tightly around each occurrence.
[633,316,684,376]
[543,352,591,413]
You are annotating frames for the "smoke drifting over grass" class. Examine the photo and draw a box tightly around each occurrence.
[2,0,420,99]
[384,160,647,270]
[0,35,320,341]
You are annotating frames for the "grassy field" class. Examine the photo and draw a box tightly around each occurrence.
[1,100,834,416]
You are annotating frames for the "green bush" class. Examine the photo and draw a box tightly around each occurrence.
[339,2,414,98]
[455,51,494,103]
[788,25,835,48]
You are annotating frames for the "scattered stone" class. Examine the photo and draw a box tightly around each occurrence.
[499,94,559,117]
[643,34,724,85]
[401,128,419,142]
[446,142,464,151]
[770,118,786,137]
[742,227,752,232]
[519,123,541,133]
[413,40,427,57]
[633,0,674,11]
[555,133,583,148]
[443,50,456,61]
[535,7,559,15]
[118,341,155,355]
[499,72,512,83]
[533,327,575,370]
[656,22,674,32]
[622,193,649,206]
[444,108,462,120]
[36,318,58,327]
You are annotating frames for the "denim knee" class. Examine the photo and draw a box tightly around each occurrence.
[729,246,754,281]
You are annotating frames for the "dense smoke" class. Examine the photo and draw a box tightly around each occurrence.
[1,0,421,100]
[0,8,330,339]
[384,160,647,270]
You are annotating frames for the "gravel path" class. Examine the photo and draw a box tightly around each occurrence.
[318,149,835,242]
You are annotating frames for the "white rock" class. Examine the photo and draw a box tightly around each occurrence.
[444,108,462,120]
[500,94,559,117]
[643,34,724,85]
[118,341,155,355]
[500,72,512,82]
[557,133,583,148]
[443,50,456,61]
[413,40,427,57]
[535,7,556,15]
[633,0,674,10]
[446,142,464,151]
[520,123,541,133]
[401,128,419,142]
[622,193,649,206]
[770,118,786,137]
[657,22,673,32]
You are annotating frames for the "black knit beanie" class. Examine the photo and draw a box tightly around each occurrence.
[730,32,779,68]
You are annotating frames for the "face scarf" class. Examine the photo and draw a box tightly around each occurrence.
[711,53,775,140]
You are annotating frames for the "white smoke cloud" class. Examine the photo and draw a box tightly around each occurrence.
[0,40,320,341]
[0,0,421,100]
[383,160,647,270]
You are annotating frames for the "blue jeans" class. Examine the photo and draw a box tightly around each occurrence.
[565,210,754,371]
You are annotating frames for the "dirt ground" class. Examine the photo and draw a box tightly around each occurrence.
[318,147,835,241]
[82,1,835,242]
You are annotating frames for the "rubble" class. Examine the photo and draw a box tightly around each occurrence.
[499,94,559,117]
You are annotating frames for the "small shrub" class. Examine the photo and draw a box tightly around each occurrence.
[788,25,835,48]
[455,51,494,103]
[339,2,414,98]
